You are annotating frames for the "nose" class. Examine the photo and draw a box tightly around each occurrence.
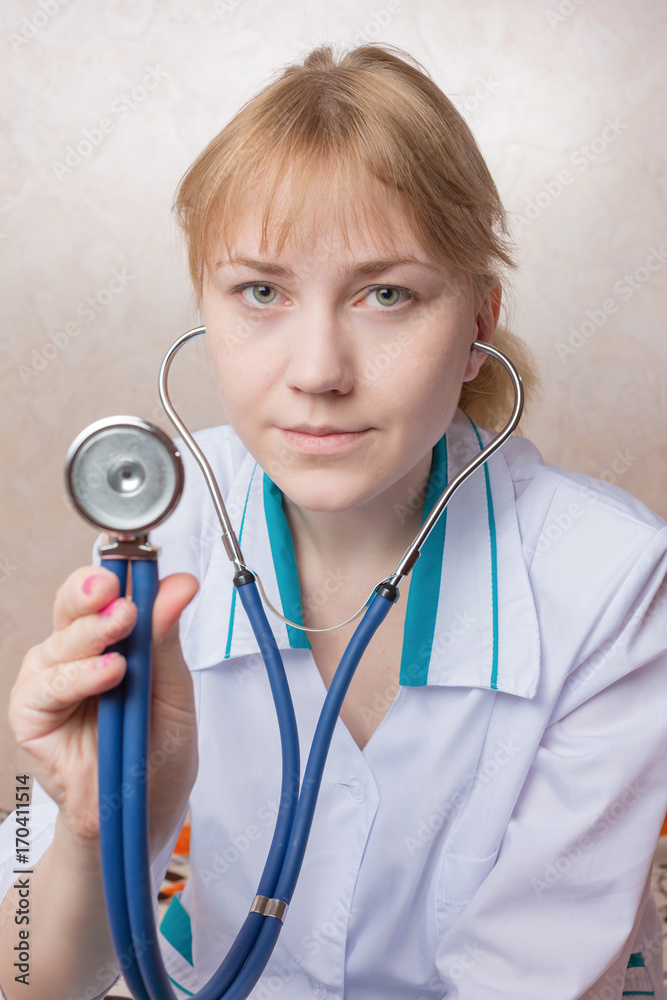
[284,304,354,395]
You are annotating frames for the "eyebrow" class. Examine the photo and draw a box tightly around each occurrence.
[217,255,439,279]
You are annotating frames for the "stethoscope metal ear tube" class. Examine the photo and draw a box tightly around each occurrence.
[65,329,524,1000]
[159,329,525,628]
[389,340,524,584]
[158,326,245,573]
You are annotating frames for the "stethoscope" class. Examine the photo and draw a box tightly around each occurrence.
[64,326,524,1000]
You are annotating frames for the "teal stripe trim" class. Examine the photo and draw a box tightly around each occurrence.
[399,435,448,686]
[621,993,654,996]
[224,463,258,659]
[464,413,499,690]
[159,891,194,967]
[263,473,311,649]
[168,972,194,997]
[627,953,646,968]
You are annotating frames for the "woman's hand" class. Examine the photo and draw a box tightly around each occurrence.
[8,565,199,859]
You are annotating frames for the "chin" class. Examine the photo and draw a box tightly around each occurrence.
[275,469,378,514]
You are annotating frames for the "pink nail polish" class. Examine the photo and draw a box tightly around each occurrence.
[94,653,116,670]
[82,574,102,595]
[99,598,122,618]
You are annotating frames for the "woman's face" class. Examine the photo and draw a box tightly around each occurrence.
[202,191,496,515]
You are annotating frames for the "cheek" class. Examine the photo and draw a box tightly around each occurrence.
[203,303,264,406]
[207,334,282,437]
[369,325,471,419]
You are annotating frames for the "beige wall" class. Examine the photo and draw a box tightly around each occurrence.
[1,0,666,809]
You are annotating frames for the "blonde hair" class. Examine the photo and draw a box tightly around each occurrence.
[174,42,539,430]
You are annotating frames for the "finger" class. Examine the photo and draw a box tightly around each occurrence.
[12,651,128,737]
[36,595,138,670]
[39,572,196,676]
[149,574,199,703]
[53,565,125,632]
[152,574,199,648]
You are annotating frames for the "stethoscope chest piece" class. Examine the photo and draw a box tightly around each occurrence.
[64,415,184,534]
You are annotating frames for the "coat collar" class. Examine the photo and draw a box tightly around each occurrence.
[180,410,540,698]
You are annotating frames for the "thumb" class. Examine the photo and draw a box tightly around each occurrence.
[152,573,199,650]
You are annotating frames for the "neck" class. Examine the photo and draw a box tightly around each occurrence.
[282,449,434,584]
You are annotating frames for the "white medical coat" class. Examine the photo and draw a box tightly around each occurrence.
[1,409,667,1000]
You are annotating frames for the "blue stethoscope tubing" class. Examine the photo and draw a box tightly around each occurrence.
[98,559,395,1000]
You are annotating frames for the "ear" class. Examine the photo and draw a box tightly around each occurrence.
[463,284,502,382]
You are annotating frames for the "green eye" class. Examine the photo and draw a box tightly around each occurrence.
[249,284,277,304]
[374,287,401,306]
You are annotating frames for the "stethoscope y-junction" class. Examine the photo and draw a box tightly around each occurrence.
[64,326,524,1000]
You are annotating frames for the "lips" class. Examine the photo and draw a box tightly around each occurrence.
[277,425,372,454]
[283,424,368,436]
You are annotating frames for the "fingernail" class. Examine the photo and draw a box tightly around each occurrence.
[99,597,123,618]
[94,653,117,670]
[82,574,102,595]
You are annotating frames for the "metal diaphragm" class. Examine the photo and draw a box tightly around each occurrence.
[64,416,184,533]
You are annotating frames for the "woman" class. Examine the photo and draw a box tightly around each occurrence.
[1,42,666,1000]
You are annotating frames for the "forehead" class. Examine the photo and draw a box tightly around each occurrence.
[211,162,429,266]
